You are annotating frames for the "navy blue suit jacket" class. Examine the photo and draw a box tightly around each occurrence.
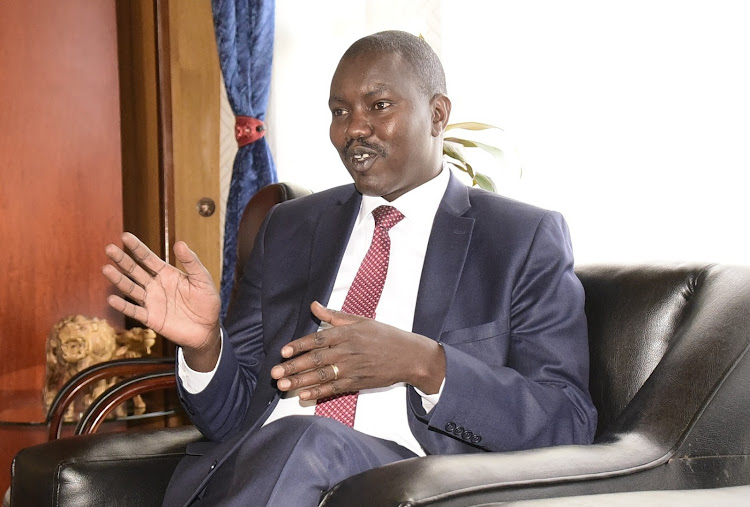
[171,173,597,503]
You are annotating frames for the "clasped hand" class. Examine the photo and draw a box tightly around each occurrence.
[270,302,445,399]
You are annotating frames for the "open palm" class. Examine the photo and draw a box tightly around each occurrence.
[102,233,221,350]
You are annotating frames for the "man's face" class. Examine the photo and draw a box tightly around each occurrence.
[329,52,442,201]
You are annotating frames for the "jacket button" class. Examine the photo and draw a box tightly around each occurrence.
[462,430,473,440]
[471,435,482,444]
[210,460,217,470]
[453,426,464,436]
[445,422,456,432]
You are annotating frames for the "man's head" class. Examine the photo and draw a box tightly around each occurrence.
[329,31,451,201]
[341,31,447,99]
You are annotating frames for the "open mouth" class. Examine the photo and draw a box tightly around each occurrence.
[347,146,380,171]
[353,153,373,162]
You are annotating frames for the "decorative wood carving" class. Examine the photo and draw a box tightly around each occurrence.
[43,316,156,422]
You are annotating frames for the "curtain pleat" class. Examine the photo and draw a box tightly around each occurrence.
[211,0,277,318]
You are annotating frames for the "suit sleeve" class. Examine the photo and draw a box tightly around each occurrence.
[408,212,597,454]
[175,209,273,442]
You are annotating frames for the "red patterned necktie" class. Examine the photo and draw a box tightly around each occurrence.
[314,205,405,426]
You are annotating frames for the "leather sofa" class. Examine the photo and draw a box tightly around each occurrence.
[11,263,750,506]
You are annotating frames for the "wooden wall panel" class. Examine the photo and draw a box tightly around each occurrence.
[0,0,123,493]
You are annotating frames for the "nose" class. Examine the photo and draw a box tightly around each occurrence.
[345,108,372,140]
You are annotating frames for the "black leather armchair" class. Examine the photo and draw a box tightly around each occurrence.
[321,264,750,505]
[10,211,750,506]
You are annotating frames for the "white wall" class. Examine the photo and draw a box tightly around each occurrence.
[269,0,750,265]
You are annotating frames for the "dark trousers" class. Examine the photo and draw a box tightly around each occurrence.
[189,415,417,506]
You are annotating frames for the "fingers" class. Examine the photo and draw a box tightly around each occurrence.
[299,379,347,401]
[106,294,149,326]
[121,232,166,274]
[277,303,362,359]
[102,264,147,302]
[310,301,359,328]
[173,240,211,280]
[270,305,378,399]
[270,345,341,399]
[270,334,350,398]
[104,243,153,287]
[275,363,340,392]
[103,233,160,317]
[274,363,349,401]
[271,345,330,379]
[280,329,329,360]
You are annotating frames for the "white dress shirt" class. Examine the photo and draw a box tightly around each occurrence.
[179,166,450,456]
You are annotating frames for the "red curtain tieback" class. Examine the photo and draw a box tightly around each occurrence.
[235,116,266,147]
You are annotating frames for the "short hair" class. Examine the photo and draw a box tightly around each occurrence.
[341,30,447,98]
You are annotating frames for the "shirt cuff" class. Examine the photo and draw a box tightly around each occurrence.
[414,377,445,413]
[177,330,224,394]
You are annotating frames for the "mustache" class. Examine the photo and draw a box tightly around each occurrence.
[343,138,388,158]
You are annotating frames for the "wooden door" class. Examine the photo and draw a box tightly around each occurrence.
[119,0,222,291]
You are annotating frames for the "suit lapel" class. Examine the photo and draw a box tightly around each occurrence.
[289,176,473,341]
[292,188,361,339]
[412,174,474,340]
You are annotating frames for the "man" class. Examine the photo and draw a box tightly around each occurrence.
[103,31,596,506]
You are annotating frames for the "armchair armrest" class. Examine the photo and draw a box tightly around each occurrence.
[76,370,177,435]
[46,357,175,440]
[321,426,750,506]
[11,426,203,507]
[321,434,666,506]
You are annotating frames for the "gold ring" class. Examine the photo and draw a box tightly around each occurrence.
[331,364,340,380]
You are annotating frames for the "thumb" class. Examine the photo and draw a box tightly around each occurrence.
[311,301,360,326]
[173,241,210,280]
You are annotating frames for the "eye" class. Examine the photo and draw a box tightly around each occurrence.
[373,101,392,111]
[331,108,347,117]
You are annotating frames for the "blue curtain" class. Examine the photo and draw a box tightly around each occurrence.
[212,0,277,319]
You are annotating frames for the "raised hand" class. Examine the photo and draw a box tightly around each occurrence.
[102,233,221,366]
[270,301,446,399]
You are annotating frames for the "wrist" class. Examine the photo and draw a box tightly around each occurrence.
[409,337,446,394]
[183,327,221,372]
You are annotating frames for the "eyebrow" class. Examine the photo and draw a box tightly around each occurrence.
[329,84,392,105]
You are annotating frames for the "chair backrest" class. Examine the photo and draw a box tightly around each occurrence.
[227,182,312,314]
[576,264,750,442]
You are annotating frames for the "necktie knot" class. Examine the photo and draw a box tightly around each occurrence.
[372,205,404,231]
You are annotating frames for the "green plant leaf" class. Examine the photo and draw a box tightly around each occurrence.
[442,139,467,163]
[444,137,505,161]
[464,161,475,178]
[445,159,465,172]
[446,122,503,132]
[446,158,477,178]
[473,172,497,192]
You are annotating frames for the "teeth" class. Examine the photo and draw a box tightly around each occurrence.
[353,153,372,161]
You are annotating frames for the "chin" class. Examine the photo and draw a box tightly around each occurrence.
[347,168,399,200]
[348,171,377,194]
[353,181,384,197]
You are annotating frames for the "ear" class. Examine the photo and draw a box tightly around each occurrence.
[430,93,452,137]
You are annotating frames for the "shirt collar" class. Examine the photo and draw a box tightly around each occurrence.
[357,163,450,227]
